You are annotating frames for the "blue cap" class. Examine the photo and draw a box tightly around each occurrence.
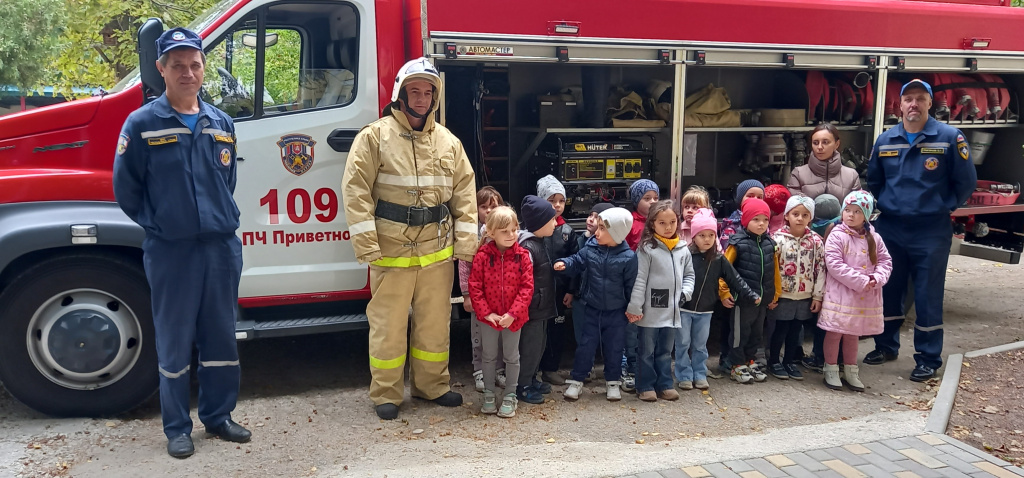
[900,79,933,97]
[156,27,202,56]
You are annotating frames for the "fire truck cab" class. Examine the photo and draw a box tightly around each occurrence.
[2,0,1024,417]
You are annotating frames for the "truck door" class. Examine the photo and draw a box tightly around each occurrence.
[200,0,378,300]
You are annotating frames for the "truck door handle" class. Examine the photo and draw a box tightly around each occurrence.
[327,129,359,153]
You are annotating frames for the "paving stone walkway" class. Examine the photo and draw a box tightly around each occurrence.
[622,433,1024,478]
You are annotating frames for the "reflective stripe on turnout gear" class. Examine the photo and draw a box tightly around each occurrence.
[372,245,454,268]
[200,360,240,367]
[410,347,449,362]
[369,353,407,370]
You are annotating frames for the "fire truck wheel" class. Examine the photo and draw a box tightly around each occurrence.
[0,253,157,417]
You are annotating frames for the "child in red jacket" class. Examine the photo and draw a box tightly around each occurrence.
[468,206,534,418]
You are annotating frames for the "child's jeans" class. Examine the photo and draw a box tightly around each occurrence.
[675,311,713,382]
[621,322,638,376]
[571,305,627,382]
[726,301,768,368]
[471,314,504,372]
[637,326,675,392]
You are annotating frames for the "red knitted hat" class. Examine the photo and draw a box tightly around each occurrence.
[763,184,791,215]
[741,198,771,228]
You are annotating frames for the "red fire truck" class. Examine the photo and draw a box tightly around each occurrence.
[1,0,1023,417]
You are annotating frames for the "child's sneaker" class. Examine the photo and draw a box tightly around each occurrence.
[621,373,636,393]
[563,380,584,401]
[730,365,752,384]
[481,390,497,414]
[606,381,622,401]
[496,369,507,389]
[694,378,710,390]
[658,389,680,401]
[638,390,657,402]
[769,363,789,380]
[801,356,824,373]
[748,361,768,382]
[473,370,485,392]
[497,393,518,418]
[531,378,552,395]
[516,385,545,404]
[677,380,693,390]
[784,363,804,381]
[583,370,595,383]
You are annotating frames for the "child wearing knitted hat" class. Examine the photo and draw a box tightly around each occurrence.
[676,208,760,390]
[718,198,781,384]
[767,195,826,381]
[679,185,712,244]
[719,179,765,251]
[810,194,842,238]
[622,179,660,392]
[763,184,791,235]
[535,175,579,387]
[515,195,559,405]
[554,208,639,402]
[818,191,892,392]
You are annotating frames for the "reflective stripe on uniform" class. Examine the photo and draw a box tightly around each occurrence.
[883,315,906,321]
[200,360,240,367]
[915,323,943,332]
[410,347,449,362]
[200,128,231,137]
[159,365,190,379]
[141,128,192,138]
[369,353,406,369]
[372,246,453,268]
[455,221,477,235]
[918,142,950,148]
[376,173,452,188]
[878,144,910,150]
[348,220,377,235]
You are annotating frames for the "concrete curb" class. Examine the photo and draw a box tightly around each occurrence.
[964,340,1024,358]
[926,340,1024,434]
[925,353,962,434]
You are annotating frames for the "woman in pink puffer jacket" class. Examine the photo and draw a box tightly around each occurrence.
[818,191,892,392]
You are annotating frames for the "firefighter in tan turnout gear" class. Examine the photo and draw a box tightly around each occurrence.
[342,58,478,420]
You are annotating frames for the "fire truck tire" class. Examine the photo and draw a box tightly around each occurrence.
[0,253,158,417]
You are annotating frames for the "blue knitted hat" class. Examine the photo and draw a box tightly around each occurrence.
[628,179,659,207]
[735,179,766,204]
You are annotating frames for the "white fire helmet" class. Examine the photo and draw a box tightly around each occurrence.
[390,58,441,103]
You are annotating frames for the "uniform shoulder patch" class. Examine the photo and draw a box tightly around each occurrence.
[219,148,232,166]
[958,142,969,160]
[116,134,129,155]
[957,133,966,143]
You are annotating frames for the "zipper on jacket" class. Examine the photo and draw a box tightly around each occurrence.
[757,234,765,299]
[500,252,507,316]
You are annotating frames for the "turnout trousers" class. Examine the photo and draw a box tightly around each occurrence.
[144,235,242,439]
[367,261,454,406]
[874,214,952,370]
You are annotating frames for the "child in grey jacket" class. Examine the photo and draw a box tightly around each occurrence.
[626,201,695,401]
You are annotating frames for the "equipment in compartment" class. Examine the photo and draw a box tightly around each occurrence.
[530,135,655,219]
[883,73,1020,124]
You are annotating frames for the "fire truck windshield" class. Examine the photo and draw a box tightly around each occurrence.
[112,0,237,93]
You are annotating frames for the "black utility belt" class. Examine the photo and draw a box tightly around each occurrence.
[375,200,449,226]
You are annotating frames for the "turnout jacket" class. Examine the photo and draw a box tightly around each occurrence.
[342,81,478,267]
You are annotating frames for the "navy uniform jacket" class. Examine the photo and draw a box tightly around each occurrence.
[866,116,977,218]
[113,94,240,242]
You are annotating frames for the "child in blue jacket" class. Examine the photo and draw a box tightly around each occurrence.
[553,207,638,402]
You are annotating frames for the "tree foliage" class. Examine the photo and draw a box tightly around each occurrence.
[0,0,67,91]
[48,0,217,98]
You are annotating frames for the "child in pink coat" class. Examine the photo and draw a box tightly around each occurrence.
[818,190,892,392]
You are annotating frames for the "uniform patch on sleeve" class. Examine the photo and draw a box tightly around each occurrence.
[958,142,970,160]
[116,134,129,155]
[219,148,232,166]
[957,133,966,143]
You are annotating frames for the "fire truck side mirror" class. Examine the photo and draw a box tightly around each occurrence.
[138,18,166,100]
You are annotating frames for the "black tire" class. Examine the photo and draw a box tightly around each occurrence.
[0,252,157,417]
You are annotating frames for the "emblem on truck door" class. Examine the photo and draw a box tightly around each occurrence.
[277,134,317,176]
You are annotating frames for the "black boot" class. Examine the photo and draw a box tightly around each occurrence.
[864,349,897,365]
[375,403,399,420]
[167,434,194,458]
[910,364,936,382]
[431,391,463,407]
[206,419,252,443]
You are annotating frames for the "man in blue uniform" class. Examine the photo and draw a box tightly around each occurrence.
[865,79,977,382]
[113,27,251,458]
